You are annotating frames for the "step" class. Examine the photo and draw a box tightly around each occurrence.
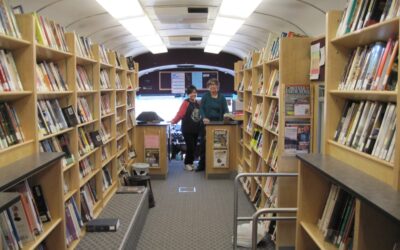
[77,188,149,250]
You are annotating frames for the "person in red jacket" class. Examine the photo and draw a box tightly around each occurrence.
[171,85,202,171]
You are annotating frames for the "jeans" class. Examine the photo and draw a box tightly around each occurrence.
[183,133,199,165]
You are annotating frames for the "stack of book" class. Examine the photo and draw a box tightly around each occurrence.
[78,127,94,156]
[76,66,93,91]
[318,184,355,249]
[37,99,69,137]
[39,134,74,166]
[334,101,396,163]
[65,197,83,247]
[36,61,67,92]
[99,45,109,64]
[80,180,97,222]
[0,102,24,149]
[100,94,112,116]
[0,0,20,38]
[33,13,68,52]
[336,0,400,37]
[77,97,93,123]
[75,35,94,59]
[0,181,51,249]
[102,167,113,191]
[0,50,23,92]
[339,39,398,91]
[100,70,111,89]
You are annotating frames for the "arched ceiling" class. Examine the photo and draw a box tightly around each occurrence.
[12,0,347,58]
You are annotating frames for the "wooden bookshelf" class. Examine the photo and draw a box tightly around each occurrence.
[296,154,400,250]
[0,13,137,249]
[234,37,313,248]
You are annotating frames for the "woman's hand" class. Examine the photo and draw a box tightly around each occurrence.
[203,118,210,124]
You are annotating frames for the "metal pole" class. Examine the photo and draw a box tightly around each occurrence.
[251,208,297,250]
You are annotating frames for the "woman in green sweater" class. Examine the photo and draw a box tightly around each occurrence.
[196,78,229,171]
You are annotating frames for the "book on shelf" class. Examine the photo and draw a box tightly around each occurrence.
[266,69,279,96]
[36,61,68,92]
[264,99,279,133]
[6,200,35,245]
[0,102,25,148]
[99,44,110,64]
[75,35,94,59]
[0,49,23,92]
[115,74,122,89]
[266,139,278,170]
[336,0,400,37]
[33,13,68,52]
[76,65,93,91]
[102,167,112,191]
[285,84,311,116]
[334,100,396,162]
[0,209,23,249]
[31,185,51,223]
[39,134,74,166]
[61,105,79,127]
[100,69,111,89]
[80,180,97,222]
[318,184,355,248]
[37,99,69,137]
[77,97,93,123]
[0,0,21,38]
[78,127,94,155]
[65,197,83,246]
[79,158,95,178]
[284,121,311,154]
[86,218,120,232]
[339,38,398,91]
[100,94,112,116]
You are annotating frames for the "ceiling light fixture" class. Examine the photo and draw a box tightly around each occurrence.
[205,0,262,54]
[96,0,167,54]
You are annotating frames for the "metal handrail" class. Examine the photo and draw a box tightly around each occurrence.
[233,172,298,250]
[251,208,297,250]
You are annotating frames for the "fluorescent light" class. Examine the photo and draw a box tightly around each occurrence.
[96,0,144,18]
[207,34,231,46]
[219,0,262,19]
[138,34,163,47]
[204,45,223,54]
[120,16,156,37]
[211,16,244,36]
[149,45,168,54]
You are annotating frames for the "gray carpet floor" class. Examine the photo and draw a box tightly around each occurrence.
[136,160,275,250]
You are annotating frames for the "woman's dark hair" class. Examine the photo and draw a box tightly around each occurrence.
[186,85,197,95]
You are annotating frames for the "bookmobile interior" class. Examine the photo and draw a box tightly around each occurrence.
[0,0,399,249]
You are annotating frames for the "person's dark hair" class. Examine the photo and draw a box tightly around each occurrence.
[207,78,219,87]
[186,85,197,95]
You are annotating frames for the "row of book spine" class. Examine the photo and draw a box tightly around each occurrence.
[334,100,396,162]
[80,180,97,223]
[0,180,51,249]
[265,139,278,170]
[250,128,263,154]
[76,65,93,91]
[77,97,93,123]
[253,103,264,126]
[99,121,111,142]
[39,134,74,166]
[100,94,112,116]
[99,45,110,64]
[0,102,24,149]
[36,61,67,92]
[318,184,355,249]
[37,99,74,137]
[0,50,22,92]
[339,39,398,91]
[336,0,400,37]
[34,13,68,52]
[101,145,111,162]
[79,157,95,179]
[75,35,94,59]
[78,127,103,156]
[65,197,83,247]
[0,0,20,39]
[99,70,111,89]
[265,99,279,133]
